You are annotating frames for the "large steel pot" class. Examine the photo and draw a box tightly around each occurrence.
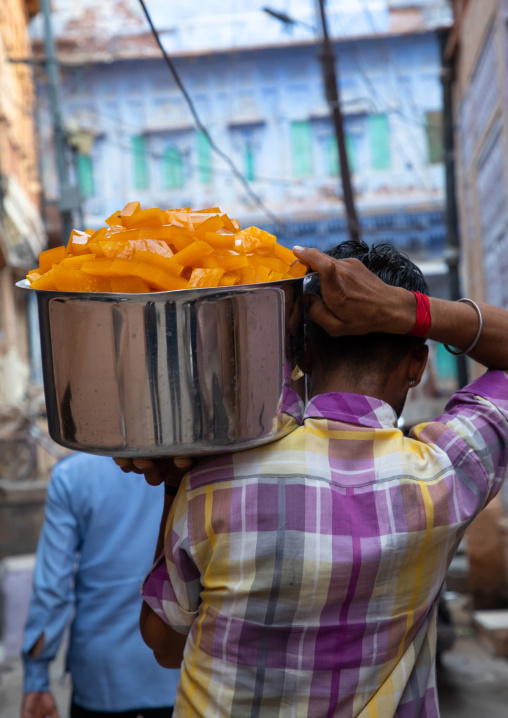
[17,278,306,457]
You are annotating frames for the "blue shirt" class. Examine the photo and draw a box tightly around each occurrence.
[22,453,179,712]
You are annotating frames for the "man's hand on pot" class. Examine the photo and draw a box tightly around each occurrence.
[292,246,412,338]
[113,457,193,491]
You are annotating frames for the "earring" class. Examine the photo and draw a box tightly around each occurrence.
[409,379,415,387]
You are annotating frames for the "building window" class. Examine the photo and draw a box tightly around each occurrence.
[229,124,262,182]
[426,111,444,165]
[368,114,390,170]
[163,147,184,189]
[328,134,356,176]
[197,131,212,184]
[291,121,313,178]
[245,142,255,182]
[131,135,149,190]
[76,154,95,197]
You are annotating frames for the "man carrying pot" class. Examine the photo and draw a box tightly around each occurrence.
[116,240,508,717]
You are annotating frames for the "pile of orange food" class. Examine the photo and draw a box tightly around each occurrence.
[26,203,307,293]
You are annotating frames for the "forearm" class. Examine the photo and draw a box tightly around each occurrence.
[153,493,174,559]
[295,247,508,372]
[386,288,508,370]
[139,601,187,668]
[140,491,188,668]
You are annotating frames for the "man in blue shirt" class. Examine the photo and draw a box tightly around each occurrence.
[21,453,179,718]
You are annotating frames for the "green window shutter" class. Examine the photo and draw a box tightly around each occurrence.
[328,134,356,176]
[245,142,255,182]
[426,111,444,165]
[77,154,94,197]
[131,135,149,190]
[369,114,390,170]
[197,131,212,184]
[163,147,184,189]
[291,121,313,178]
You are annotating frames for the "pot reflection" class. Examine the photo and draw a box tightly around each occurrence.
[20,278,306,457]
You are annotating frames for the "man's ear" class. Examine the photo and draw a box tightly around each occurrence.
[409,343,429,387]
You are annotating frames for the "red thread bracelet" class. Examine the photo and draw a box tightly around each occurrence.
[409,291,431,337]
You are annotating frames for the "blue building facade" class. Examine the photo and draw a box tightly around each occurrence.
[37,28,447,264]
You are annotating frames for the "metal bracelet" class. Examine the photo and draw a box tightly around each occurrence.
[444,298,483,357]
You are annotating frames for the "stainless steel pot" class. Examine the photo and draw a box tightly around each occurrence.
[17,278,306,457]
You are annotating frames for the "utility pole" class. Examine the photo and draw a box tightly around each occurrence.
[40,0,80,244]
[316,0,360,243]
[438,28,468,388]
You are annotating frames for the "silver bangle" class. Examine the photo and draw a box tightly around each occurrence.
[444,298,483,356]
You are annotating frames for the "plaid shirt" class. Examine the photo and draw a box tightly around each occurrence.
[142,370,508,717]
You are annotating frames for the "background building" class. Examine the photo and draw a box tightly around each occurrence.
[447,0,508,609]
[0,0,45,406]
[449,0,508,312]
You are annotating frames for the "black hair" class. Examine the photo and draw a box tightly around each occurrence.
[305,240,429,384]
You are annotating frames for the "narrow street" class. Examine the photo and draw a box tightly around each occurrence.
[438,636,508,717]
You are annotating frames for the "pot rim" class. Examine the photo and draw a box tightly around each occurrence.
[16,274,313,299]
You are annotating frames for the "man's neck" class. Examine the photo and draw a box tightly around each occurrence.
[309,370,388,404]
[308,366,407,418]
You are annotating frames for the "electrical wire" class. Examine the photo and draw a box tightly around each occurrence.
[137,0,287,232]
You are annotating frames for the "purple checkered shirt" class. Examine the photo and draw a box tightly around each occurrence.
[142,370,508,717]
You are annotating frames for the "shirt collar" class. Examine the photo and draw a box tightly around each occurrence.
[304,392,398,429]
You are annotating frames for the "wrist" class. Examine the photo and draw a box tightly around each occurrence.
[22,655,51,693]
[380,287,416,335]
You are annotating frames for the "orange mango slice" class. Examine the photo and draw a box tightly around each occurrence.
[60,255,96,269]
[105,210,122,227]
[39,246,67,274]
[273,242,298,266]
[110,276,151,293]
[204,232,235,250]
[121,201,141,217]
[122,208,164,229]
[194,215,225,238]
[133,250,184,278]
[236,226,276,253]
[171,240,213,267]
[31,269,57,290]
[67,229,92,256]
[53,264,111,292]
[288,262,307,278]
[188,268,225,288]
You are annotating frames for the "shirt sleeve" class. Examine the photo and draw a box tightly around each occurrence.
[411,369,508,512]
[141,484,201,635]
[22,466,80,693]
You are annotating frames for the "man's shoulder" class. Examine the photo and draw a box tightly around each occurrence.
[185,426,308,491]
